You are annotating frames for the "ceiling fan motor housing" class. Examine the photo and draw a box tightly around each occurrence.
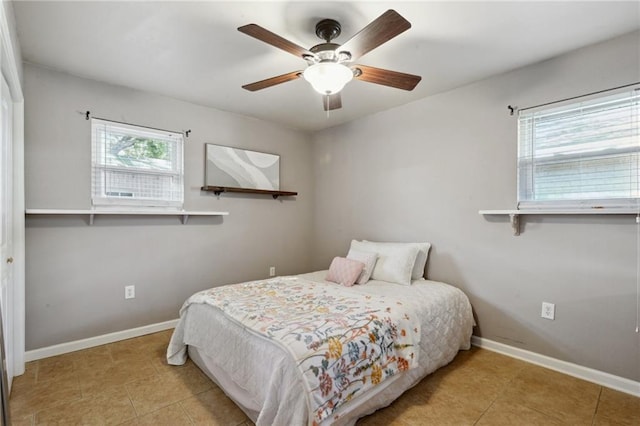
[309,42,342,63]
[315,19,341,42]
[309,19,353,63]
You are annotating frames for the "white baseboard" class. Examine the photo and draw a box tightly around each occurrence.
[471,336,640,397]
[25,319,179,362]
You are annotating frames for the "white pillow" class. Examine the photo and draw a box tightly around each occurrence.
[346,249,378,284]
[363,240,431,279]
[350,240,419,286]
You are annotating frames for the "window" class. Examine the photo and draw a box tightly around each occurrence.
[517,87,639,209]
[91,119,184,209]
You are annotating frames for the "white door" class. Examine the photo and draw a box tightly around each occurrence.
[0,74,13,389]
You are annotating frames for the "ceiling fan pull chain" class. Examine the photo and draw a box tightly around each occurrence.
[326,94,330,118]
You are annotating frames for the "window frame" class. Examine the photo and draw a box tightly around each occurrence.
[90,118,184,210]
[516,86,639,211]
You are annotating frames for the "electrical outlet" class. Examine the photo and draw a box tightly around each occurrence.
[541,302,555,320]
[269,266,276,277]
[125,285,135,299]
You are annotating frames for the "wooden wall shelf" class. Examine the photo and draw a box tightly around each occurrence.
[201,186,298,199]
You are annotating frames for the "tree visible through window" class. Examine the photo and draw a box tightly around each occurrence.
[91,119,184,209]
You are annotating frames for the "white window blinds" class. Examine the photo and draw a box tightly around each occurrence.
[517,87,639,209]
[91,119,184,209]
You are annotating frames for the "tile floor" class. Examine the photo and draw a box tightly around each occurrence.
[9,330,640,425]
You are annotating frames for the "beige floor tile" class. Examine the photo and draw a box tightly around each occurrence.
[36,356,75,383]
[126,364,210,416]
[10,367,82,418]
[126,374,174,416]
[35,387,136,425]
[396,374,433,402]
[419,359,506,412]
[145,336,171,354]
[135,403,192,426]
[108,333,172,367]
[161,363,212,396]
[476,400,565,425]
[458,347,527,382]
[180,387,249,426]
[381,381,485,426]
[11,412,34,426]
[107,336,176,378]
[78,356,157,398]
[498,364,600,424]
[356,409,408,426]
[593,415,634,426]
[108,339,155,364]
[595,387,640,426]
[69,345,115,372]
[139,329,173,347]
[11,361,37,394]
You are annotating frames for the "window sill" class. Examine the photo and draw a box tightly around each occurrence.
[479,208,638,235]
[25,209,229,225]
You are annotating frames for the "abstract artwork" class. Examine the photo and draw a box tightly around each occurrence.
[205,144,280,190]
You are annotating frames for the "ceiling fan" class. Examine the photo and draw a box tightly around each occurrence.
[238,9,422,111]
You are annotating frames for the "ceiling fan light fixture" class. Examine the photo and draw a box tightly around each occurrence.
[303,62,353,95]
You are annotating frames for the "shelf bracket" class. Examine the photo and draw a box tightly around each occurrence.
[509,213,520,236]
[181,214,189,225]
[89,213,95,226]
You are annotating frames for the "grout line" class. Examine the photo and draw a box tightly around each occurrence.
[123,380,140,419]
[33,360,40,384]
[473,352,525,422]
[473,399,496,425]
[591,386,603,425]
[176,401,196,425]
[528,405,565,423]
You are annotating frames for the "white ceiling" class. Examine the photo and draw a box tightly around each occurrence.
[12,1,640,132]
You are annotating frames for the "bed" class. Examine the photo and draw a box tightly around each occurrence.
[167,266,474,426]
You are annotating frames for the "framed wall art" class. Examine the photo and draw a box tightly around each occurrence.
[205,144,280,191]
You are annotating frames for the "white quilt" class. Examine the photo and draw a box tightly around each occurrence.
[167,271,474,426]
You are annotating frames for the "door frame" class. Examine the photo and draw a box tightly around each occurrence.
[1,1,25,380]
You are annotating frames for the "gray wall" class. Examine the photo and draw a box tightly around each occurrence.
[311,31,640,381]
[24,64,314,350]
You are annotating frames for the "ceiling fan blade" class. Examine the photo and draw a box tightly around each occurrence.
[353,65,421,91]
[336,10,411,61]
[242,71,303,91]
[238,24,315,59]
[323,93,342,111]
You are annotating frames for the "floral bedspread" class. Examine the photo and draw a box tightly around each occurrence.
[183,277,420,425]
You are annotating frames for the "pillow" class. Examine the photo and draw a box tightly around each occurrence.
[326,257,365,287]
[346,249,378,284]
[363,240,431,279]
[350,240,419,286]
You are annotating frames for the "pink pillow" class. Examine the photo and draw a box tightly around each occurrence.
[326,257,365,287]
